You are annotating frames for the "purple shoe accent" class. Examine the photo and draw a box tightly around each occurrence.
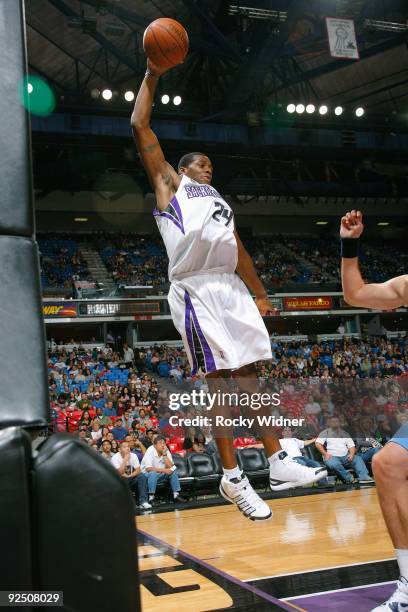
[184,290,216,375]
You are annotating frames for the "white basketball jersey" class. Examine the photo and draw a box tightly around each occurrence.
[153,174,237,282]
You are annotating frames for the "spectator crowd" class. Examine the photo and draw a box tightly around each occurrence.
[48,335,407,506]
[38,232,406,291]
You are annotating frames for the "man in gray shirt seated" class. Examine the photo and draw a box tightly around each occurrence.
[315,416,374,484]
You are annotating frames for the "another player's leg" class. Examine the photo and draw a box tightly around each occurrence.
[232,363,327,491]
[206,370,272,521]
[371,436,408,611]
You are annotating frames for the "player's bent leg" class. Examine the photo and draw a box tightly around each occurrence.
[371,442,408,611]
[233,363,327,491]
[207,368,272,521]
[206,369,237,469]
[372,443,408,548]
[219,472,272,521]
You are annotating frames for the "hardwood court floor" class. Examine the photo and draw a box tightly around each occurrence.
[138,489,393,580]
[137,489,396,611]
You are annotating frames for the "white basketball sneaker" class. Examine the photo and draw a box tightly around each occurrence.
[269,451,328,491]
[371,577,408,611]
[219,473,272,521]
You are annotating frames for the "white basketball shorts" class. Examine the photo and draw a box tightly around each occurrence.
[168,272,272,374]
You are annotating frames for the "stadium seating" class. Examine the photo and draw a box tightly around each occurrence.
[172,454,194,495]
[237,448,270,488]
[37,232,406,291]
[38,235,91,288]
[187,452,221,496]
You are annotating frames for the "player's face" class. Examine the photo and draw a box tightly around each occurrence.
[183,155,213,184]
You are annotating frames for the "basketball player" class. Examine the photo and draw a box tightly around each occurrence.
[340,210,408,610]
[130,60,327,521]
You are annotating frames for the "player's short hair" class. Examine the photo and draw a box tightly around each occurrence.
[178,152,207,171]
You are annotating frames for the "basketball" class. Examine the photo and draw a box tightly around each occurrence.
[143,18,189,69]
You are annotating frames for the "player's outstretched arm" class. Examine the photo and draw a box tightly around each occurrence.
[131,61,180,210]
[233,230,276,316]
[340,210,408,309]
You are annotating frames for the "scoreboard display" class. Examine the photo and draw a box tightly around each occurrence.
[78,302,161,317]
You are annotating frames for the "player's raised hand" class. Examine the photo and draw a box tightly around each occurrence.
[340,210,364,239]
[255,296,278,317]
[146,58,169,77]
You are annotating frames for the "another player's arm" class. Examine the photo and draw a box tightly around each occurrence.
[233,229,274,316]
[131,62,180,210]
[340,210,408,309]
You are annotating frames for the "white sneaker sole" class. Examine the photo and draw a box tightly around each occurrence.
[219,483,272,522]
[270,469,328,491]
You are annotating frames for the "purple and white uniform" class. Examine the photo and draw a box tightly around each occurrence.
[154,174,272,374]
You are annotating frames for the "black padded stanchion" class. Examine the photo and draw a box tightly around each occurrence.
[0,0,34,235]
[0,427,33,590]
[0,236,49,428]
[33,435,141,612]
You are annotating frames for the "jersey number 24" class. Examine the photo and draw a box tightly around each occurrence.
[212,202,234,226]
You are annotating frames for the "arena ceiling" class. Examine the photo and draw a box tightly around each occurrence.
[26,0,408,124]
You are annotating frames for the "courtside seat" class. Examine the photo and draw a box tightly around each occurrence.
[187,452,220,496]
[172,454,194,495]
[212,452,223,475]
[237,448,269,487]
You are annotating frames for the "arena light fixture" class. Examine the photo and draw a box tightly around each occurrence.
[296,103,305,114]
[355,107,365,117]
[316,221,328,225]
[334,106,344,116]
[173,95,182,106]
[124,90,135,102]
[27,82,33,94]
[286,103,296,113]
[74,217,88,222]
[228,5,288,22]
[102,88,113,101]
[90,88,100,99]
[319,105,328,115]
[377,221,389,226]
[306,104,315,114]
[364,18,408,33]
[161,94,170,104]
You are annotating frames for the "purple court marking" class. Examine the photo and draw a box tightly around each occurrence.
[184,290,216,374]
[138,528,301,612]
[289,582,396,612]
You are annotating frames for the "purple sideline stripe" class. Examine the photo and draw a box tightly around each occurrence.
[184,290,216,374]
[138,528,300,612]
[289,582,396,611]
[153,195,185,234]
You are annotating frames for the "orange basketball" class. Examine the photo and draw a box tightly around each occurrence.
[143,18,189,69]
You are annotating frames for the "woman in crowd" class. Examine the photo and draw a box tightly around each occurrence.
[192,432,208,454]
[78,410,92,429]
[120,387,130,402]
[183,427,197,451]
[137,408,152,430]
[110,439,120,454]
